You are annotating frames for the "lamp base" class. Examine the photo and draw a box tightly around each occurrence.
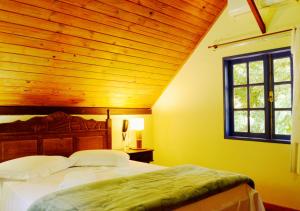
[136,139,142,149]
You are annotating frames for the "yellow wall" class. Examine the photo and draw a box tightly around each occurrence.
[153,1,300,209]
[0,114,153,150]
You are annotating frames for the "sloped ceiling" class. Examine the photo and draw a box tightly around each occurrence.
[0,0,227,108]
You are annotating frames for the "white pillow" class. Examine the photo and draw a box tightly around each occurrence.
[70,150,129,167]
[0,156,72,180]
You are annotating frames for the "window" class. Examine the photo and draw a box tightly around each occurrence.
[223,48,293,143]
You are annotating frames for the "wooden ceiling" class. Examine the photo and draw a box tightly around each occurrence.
[0,0,226,108]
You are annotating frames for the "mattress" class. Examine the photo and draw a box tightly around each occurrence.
[0,161,265,211]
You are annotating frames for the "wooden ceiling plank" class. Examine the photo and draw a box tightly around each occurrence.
[247,0,266,33]
[0,60,172,86]
[184,0,226,10]
[0,95,153,108]
[0,34,179,70]
[63,0,200,42]
[0,59,172,81]
[0,78,163,94]
[127,0,213,25]
[1,83,163,97]
[0,48,176,76]
[0,21,183,64]
[8,0,195,52]
[13,0,197,47]
[159,0,221,17]
[0,87,159,100]
[94,0,201,34]
[0,99,153,109]
[0,90,157,103]
[0,68,165,89]
[0,10,189,59]
[0,0,226,108]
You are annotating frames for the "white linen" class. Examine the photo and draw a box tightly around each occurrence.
[0,156,72,180]
[0,161,265,211]
[70,150,130,167]
[0,161,164,211]
[291,26,300,174]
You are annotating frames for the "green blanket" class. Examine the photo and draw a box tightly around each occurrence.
[28,165,254,211]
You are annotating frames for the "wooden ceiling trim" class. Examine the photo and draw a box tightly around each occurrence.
[0,39,178,71]
[247,0,266,33]
[6,0,194,53]
[13,0,196,48]
[0,10,191,59]
[95,0,202,34]
[0,106,152,115]
[0,22,182,64]
[61,0,199,42]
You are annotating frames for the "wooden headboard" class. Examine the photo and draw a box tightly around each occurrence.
[0,111,112,162]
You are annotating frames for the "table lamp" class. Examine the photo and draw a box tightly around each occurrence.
[131,118,144,149]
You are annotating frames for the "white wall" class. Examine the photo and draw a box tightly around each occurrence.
[152,1,300,209]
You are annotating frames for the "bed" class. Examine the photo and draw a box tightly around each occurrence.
[0,112,265,211]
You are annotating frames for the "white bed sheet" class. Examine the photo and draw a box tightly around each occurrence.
[0,161,164,211]
[0,161,265,211]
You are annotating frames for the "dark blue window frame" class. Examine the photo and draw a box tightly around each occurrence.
[223,47,293,144]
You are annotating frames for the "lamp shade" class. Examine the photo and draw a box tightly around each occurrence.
[130,118,144,131]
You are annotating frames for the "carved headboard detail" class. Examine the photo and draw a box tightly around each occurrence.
[0,111,112,162]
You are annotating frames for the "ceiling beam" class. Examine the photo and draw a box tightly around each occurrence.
[247,0,266,33]
[0,106,152,115]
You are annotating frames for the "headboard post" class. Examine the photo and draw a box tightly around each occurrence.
[106,109,112,149]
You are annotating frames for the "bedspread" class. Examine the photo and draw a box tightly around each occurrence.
[28,164,254,211]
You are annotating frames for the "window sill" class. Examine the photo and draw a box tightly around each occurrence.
[224,135,290,144]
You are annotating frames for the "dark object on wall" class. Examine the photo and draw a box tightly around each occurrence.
[122,119,129,141]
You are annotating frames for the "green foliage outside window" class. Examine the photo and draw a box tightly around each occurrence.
[225,49,292,142]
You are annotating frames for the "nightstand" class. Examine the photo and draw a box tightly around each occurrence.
[124,149,153,163]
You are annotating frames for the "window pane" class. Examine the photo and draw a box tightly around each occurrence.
[250,111,265,133]
[234,87,247,108]
[273,57,291,82]
[249,61,264,84]
[233,63,247,85]
[250,86,264,108]
[274,84,291,108]
[234,111,248,132]
[275,111,292,135]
